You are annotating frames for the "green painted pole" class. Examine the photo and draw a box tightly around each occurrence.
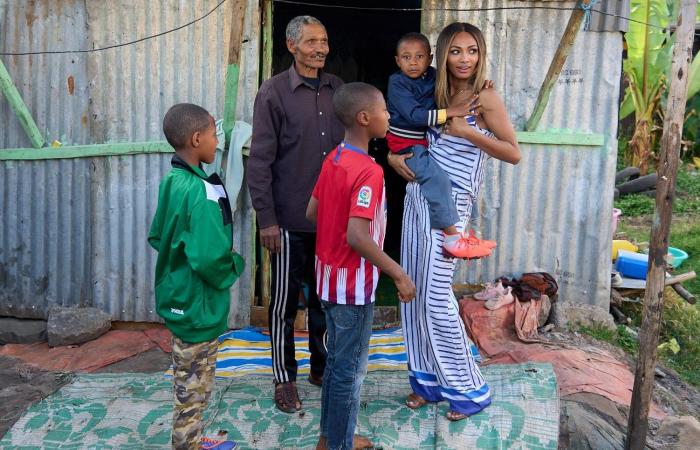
[0,57,45,148]
[223,0,247,145]
[223,64,240,144]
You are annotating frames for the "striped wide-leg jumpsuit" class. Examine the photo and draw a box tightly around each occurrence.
[400,123,492,415]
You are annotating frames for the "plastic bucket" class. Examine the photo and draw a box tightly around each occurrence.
[612,208,622,236]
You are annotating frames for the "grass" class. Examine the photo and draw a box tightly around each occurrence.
[579,289,700,387]
[595,165,700,387]
[614,166,700,294]
[579,324,639,355]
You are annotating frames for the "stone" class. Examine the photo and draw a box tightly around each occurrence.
[552,302,616,331]
[656,415,700,450]
[537,294,552,328]
[0,317,47,344]
[47,307,111,347]
[559,394,627,450]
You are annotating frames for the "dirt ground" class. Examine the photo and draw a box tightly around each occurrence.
[2,331,699,447]
[547,330,700,449]
[0,346,171,439]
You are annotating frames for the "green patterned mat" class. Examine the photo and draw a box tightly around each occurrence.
[1,363,559,449]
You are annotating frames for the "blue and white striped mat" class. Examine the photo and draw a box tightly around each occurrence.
[166,327,407,378]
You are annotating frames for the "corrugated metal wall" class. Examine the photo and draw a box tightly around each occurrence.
[0,0,91,148]
[422,0,621,308]
[0,0,260,325]
[589,0,630,32]
[2,0,624,319]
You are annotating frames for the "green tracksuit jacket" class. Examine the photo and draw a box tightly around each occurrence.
[148,155,245,343]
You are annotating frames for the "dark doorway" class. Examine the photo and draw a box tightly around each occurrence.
[271,0,421,264]
[252,1,421,314]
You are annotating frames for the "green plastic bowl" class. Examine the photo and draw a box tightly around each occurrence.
[668,247,688,269]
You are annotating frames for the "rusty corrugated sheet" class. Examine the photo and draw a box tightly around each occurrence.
[0,0,259,325]
[422,0,621,308]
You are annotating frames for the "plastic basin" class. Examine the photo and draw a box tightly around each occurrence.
[667,247,688,269]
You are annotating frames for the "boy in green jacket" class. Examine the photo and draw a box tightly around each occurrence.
[149,103,244,450]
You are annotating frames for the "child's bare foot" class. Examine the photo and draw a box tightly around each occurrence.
[353,435,374,449]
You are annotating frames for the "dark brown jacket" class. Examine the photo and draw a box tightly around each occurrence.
[247,65,344,232]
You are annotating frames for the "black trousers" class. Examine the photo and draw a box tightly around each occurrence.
[269,229,327,383]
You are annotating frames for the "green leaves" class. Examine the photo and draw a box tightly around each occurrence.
[620,0,673,121]
[625,0,670,77]
[687,51,700,100]
[658,337,681,354]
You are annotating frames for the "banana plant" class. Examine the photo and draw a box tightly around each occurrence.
[620,1,700,172]
[619,0,673,174]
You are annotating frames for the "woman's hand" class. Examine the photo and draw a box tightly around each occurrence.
[387,152,416,182]
[445,89,521,165]
[443,116,473,139]
[446,94,482,119]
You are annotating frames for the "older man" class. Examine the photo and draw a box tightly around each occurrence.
[247,15,344,413]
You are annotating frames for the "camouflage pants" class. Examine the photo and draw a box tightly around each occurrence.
[171,336,218,450]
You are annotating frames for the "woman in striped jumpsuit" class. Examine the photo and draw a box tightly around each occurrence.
[389,22,521,421]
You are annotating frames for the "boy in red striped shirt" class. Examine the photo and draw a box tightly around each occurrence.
[307,82,415,450]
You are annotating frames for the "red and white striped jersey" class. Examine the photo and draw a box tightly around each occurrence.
[312,143,386,305]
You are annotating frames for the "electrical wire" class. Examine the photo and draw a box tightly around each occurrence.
[0,0,695,56]
[0,0,228,56]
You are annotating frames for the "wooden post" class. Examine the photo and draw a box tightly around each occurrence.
[0,57,45,148]
[223,0,247,145]
[250,0,274,327]
[625,2,696,448]
[525,0,589,132]
[261,0,273,81]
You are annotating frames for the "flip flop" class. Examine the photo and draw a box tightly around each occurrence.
[405,393,428,409]
[446,410,469,421]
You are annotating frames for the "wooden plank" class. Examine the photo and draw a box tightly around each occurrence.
[250,305,268,327]
[222,0,247,143]
[261,0,273,82]
[525,0,589,132]
[515,131,604,146]
[0,57,45,149]
[252,0,274,328]
[0,141,173,161]
[625,2,696,448]
[611,288,626,306]
[664,271,696,286]
[1,131,606,161]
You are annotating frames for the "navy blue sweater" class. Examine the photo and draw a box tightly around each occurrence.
[387,66,440,140]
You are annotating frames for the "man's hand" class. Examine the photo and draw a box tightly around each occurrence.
[387,152,416,182]
[394,273,416,303]
[260,225,281,253]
